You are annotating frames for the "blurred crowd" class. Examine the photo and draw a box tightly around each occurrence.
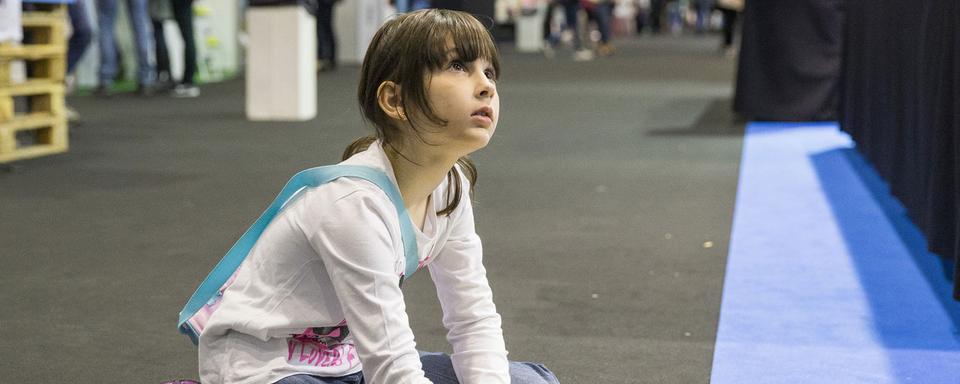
[9,0,741,121]
[514,0,743,61]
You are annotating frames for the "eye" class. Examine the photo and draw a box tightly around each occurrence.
[484,68,497,81]
[448,60,467,72]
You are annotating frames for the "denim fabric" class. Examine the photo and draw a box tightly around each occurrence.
[170,0,196,84]
[96,0,155,86]
[561,0,581,50]
[67,0,93,73]
[272,351,561,384]
[315,0,336,62]
[593,3,614,44]
[694,0,715,33]
[275,372,363,384]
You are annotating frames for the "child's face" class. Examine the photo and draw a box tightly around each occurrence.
[416,45,500,158]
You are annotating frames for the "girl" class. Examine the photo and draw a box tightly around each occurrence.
[197,9,560,384]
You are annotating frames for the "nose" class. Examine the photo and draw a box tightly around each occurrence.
[475,74,495,99]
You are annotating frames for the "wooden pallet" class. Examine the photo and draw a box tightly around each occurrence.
[22,11,67,45]
[0,4,69,163]
[0,112,67,163]
[20,2,67,17]
[0,81,66,162]
[0,46,65,86]
[0,80,63,120]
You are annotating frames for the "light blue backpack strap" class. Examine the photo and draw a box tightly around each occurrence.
[177,165,419,330]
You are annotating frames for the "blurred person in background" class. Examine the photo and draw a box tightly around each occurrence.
[582,0,614,56]
[66,0,93,120]
[648,0,664,34]
[633,0,650,35]
[543,0,594,61]
[316,0,338,72]
[150,0,174,90]
[693,0,713,34]
[150,0,199,97]
[95,0,156,96]
[716,0,742,57]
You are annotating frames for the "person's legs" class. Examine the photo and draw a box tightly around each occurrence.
[595,2,612,44]
[67,0,93,74]
[542,1,558,44]
[125,0,156,87]
[721,8,737,48]
[419,351,560,384]
[649,0,663,34]
[315,0,336,70]
[695,0,713,33]
[96,0,119,88]
[170,0,196,84]
[152,18,170,81]
[561,0,581,50]
[595,2,615,56]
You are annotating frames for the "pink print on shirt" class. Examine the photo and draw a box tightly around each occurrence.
[287,322,359,369]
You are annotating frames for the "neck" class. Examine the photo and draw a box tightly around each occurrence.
[384,141,457,210]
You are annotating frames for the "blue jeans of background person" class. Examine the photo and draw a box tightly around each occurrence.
[315,0,336,63]
[67,0,93,74]
[560,0,582,50]
[594,2,613,44]
[96,0,155,87]
[695,0,714,33]
[274,351,560,384]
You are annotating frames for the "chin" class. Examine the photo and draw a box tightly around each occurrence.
[459,130,493,154]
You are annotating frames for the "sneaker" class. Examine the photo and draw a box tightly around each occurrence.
[722,46,738,59]
[65,105,80,122]
[597,43,615,57]
[573,49,594,61]
[317,59,336,72]
[172,84,200,98]
[154,79,177,93]
[542,42,556,59]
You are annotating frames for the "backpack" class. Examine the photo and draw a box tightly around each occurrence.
[177,165,419,345]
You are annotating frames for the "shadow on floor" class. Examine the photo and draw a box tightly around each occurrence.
[811,146,960,380]
[647,98,747,137]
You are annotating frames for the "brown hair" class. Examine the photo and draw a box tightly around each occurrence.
[344,9,501,216]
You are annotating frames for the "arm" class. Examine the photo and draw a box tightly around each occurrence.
[429,194,510,384]
[304,188,432,384]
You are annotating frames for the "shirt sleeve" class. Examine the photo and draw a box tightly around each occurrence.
[429,191,510,384]
[302,187,432,384]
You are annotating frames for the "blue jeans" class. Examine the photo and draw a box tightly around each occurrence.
[96,0,155,86]
[561,0,582,50]
[274,351,560,384]
[594,2,614,44]
[67,0,93,74]
[695,0,715,33]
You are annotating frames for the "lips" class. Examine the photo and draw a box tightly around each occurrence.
[471,106,494,120]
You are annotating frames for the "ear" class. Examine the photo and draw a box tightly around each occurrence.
[376,81,406,121]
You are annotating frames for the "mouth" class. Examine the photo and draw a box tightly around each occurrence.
[471,107,494,122]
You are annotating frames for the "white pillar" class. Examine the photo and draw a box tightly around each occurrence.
[245,5,316,121]
[515,2,545,52]
[334,0,389,65]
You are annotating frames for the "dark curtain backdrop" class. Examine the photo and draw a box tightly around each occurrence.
[733,0,844,121]
[840,0,960,299]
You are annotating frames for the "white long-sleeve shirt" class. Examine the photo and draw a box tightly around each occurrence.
[198,142,509,384]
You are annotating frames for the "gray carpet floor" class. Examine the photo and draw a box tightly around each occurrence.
[0,34,743,383]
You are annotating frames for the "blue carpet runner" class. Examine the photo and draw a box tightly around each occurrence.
[711,123,960,383]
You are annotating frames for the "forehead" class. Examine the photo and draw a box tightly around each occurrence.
[440,37,497,64]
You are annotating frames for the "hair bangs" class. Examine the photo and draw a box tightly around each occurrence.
[421,10,501,78]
